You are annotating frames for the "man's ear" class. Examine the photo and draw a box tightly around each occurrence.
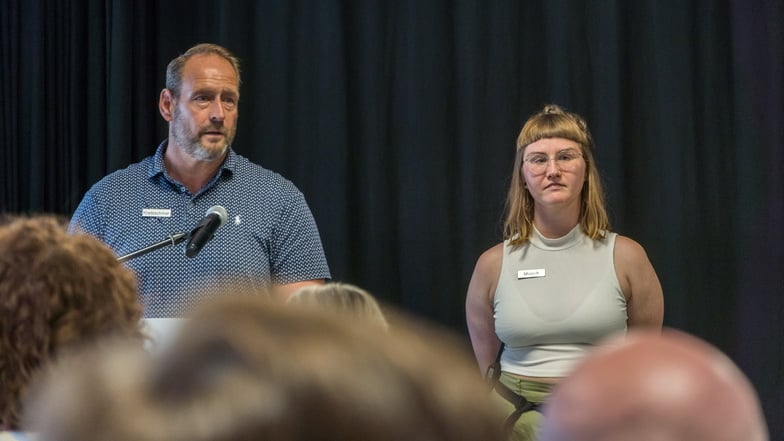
[159,88,175,122]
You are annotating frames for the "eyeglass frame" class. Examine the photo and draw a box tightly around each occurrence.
[522,149,584,175]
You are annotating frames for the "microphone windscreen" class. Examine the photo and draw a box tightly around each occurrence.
[206,205,228,226]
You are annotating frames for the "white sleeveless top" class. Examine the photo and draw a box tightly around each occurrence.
[494,225,627,377]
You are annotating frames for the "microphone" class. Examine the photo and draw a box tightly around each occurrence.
[185,205,228,258]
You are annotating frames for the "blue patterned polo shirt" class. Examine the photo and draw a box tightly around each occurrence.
[69,141,331,317]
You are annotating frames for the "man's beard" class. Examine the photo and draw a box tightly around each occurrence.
[171,107,234,162]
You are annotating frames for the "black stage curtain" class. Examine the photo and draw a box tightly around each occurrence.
[2,0,783,435]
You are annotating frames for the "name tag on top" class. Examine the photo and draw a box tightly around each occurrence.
[142,208,172,218]
[518,268,545,279]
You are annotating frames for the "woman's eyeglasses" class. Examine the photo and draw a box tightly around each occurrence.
[523,149,583,175]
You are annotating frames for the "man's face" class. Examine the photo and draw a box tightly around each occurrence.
[169,53,239,161]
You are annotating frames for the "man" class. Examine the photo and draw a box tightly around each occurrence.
[70,44,330,317]
[539,329,769,441]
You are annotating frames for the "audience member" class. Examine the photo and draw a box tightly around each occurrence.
[286,282,389,330]
[0,216,145,432]
[25,294,505,441]
[539,328,769,441]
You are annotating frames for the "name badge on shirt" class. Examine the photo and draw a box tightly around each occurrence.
[142,208,172,218]
[518,268,545,279]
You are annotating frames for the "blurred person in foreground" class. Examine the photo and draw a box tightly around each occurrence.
[539,328,769,441]
[286,281,389,331]
[0,216,145,434]
[25,294,506,441]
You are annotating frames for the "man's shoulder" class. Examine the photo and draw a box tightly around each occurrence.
[230,154,299,192]
[95,155,155,184]
[83,156,156,202]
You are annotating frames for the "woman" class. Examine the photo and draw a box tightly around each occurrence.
[465,104,663,440]
[0,216,145,432]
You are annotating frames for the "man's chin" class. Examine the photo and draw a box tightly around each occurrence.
[191,143,228,162]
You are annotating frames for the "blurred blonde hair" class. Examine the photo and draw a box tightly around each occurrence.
[287,282,389,331]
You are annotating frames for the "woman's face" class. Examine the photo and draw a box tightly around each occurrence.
[521,137,586,210]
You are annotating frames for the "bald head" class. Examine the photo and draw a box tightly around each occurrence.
[540,329,768,441]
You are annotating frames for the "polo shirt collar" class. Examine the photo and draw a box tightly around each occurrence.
[147,140,237,181]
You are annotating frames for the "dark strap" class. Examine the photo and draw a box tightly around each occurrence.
[484,342,505,388]
[494,381,542,433]
[486,343,542,434]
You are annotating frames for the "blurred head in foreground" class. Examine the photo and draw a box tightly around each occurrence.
[539,328,768,441]
[0,215,144,429]
[287,282,389,331]
[26,294,504,441]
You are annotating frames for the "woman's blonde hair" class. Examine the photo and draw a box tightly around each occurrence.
[503,104,610,244]
[287,282,389,331]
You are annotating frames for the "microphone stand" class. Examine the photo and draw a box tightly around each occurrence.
[117,233,187,263]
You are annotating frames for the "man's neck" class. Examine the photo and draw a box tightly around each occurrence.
[163,142,226,195]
